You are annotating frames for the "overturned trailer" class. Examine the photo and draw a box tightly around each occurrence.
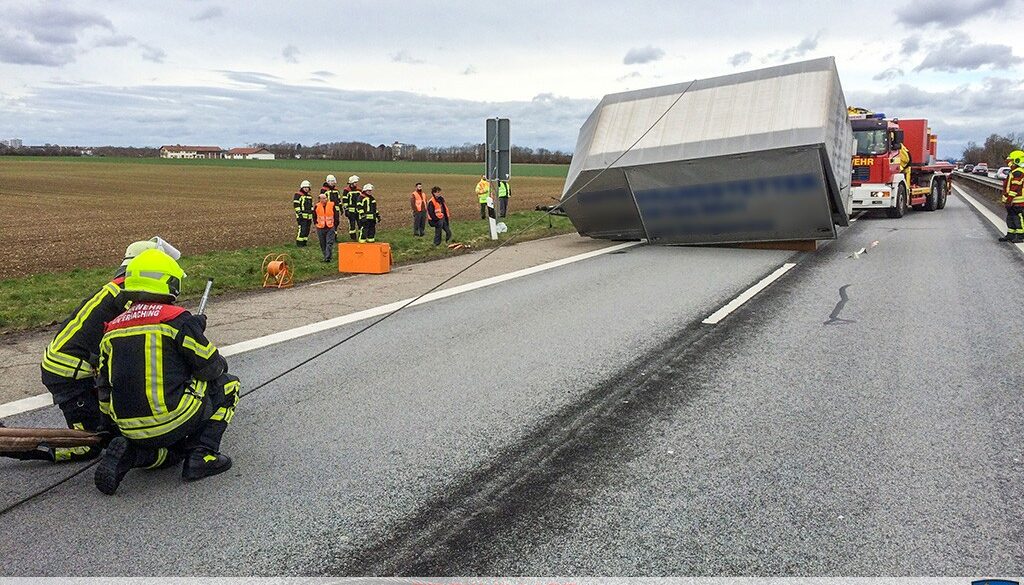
[561,57,854,245]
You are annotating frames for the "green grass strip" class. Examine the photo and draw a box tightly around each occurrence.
[0,212,575,334]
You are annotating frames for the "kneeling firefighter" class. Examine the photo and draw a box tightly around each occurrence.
[1,238,179,463]
[94,249,240,494]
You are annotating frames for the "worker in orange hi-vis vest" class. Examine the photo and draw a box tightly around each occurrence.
[314,192,339,262]
[410,182,427,237]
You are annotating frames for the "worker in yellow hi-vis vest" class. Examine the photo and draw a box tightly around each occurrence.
[475,175,490,219]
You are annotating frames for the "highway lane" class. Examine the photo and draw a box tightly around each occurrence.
[0,236,795,575]
[397,191,1024,575]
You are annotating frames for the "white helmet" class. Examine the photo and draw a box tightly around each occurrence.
[300,180,311,189]
[363,183,374,191]
[326,174,336,185]
[348,175,359,184]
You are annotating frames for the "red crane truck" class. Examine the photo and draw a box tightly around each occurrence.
[849,108,954,218]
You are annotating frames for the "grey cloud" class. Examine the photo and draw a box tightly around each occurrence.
[616,71,641,82]
[282,45,300,64]
[914,31,1021,72]
[0,5,114,66]
[0,30,76,66]
[391,50,424,65]
[141,44,166,63]
[873,67,904,81]
[311,70,335,78]
[896,0,1009,26]
[765,34,819,63]
[623,46,664,65]
[191,6,225,22]
[728,52,752,67]
[94,34,135,48]
[461,65,477,75]
[901,36,920,55]
[0,73,596,151]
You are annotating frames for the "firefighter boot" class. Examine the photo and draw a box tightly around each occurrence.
[94,437,139,495]
[182,449,232,481]
[999,233,1013,241]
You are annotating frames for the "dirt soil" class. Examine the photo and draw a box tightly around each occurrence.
[0,159,564,278]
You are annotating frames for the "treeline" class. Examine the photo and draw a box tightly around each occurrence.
[252,141,572,164]
[961,133,1023,167]
[0,144,157,157]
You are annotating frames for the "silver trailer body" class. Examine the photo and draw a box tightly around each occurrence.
[561,57,854,244]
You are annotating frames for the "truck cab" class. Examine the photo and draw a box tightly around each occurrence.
[850,113,907,216]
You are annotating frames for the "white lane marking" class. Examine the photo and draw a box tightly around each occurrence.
[1,240,641,419]
[954,185,1024,254]
[0,394,53,419]
[701,263,797,325]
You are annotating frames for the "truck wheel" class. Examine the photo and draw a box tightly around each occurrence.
[887,183,908,218]
[936,179,948,209]
[923,180,939,211]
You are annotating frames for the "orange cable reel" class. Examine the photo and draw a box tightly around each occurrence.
[262,253,294,289]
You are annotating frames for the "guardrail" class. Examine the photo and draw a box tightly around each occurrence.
[953,171,1003,198]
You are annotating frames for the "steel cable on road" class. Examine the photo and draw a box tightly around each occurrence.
[0,79,697,518]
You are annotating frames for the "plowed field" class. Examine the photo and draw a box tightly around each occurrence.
[0,158,566,279]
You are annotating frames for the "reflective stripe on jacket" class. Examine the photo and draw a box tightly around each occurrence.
[293,190,313,219]
[1007,169,1024,205]
[42,279,129,383]
[357,194,379,221]
[98,302,226,441]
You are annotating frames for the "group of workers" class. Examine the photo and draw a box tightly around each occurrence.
[476,175,512,219]
[3,238,237,495]
[294,173,512,259]
[1000,150,1024,243]
[293,174,380,262]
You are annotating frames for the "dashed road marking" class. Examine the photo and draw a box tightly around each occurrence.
[701,263,797,325]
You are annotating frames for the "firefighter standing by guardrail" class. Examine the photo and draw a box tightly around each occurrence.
[1001,150,1024,243]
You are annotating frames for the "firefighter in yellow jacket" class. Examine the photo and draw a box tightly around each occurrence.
[94,249,239,494]
[1,239,177,464]
[1001,150,1024,243]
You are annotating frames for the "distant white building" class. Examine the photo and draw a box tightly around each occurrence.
[2,138,22,148]
[226,147,275,160]
[159,145,225,159]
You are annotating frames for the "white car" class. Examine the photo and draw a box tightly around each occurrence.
[996,166,1010,180]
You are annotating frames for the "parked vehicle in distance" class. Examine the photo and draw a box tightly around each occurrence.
[964,164,974,172]
[996,166,1011,180]
[973,163,989,175]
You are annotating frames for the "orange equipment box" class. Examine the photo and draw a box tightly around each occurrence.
[338,242,391,274]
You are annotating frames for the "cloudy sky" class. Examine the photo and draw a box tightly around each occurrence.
[0,0,1019,157]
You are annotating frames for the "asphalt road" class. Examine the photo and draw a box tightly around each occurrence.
[1,186,1021,576]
